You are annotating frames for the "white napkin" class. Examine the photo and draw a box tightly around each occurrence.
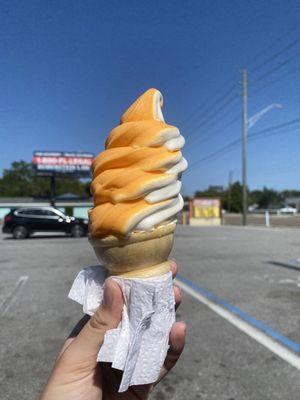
[68,265,175,392]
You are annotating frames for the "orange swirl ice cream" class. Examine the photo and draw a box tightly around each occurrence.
[89,88,187,239]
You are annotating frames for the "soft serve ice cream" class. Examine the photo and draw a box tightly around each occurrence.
[89,88,187,238]
[70,89,187,391]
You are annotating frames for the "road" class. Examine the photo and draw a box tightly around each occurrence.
[0,226,299,399]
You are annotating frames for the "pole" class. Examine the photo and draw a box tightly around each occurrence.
[242,69,248,226]
[50,174,56,207]
[265,211,270,227]
[228,170,233,213]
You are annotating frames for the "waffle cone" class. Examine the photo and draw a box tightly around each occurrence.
[89,222,176,278]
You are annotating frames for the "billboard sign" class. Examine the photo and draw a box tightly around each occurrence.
[32,151,94,176]
[190,198,221,219]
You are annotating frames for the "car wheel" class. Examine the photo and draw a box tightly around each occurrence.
[70,225,85,238]
[13,226,29,239]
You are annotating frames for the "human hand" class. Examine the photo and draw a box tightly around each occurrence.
[40,260,186,400]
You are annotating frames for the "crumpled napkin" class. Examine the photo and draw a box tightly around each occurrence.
[68,265,175,392]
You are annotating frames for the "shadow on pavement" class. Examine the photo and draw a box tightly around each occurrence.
[265,260,300,272]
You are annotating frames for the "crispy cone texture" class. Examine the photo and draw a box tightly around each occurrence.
[89,222,176,278]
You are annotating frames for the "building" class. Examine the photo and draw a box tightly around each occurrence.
[285,197,300,212]
[0,194,92,219]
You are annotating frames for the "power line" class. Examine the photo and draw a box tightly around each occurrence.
[184,51,300,149]
[181,26,300,159]
[250,117,300,138]
[186,96,238,148]
[252,63,300,94]
[185,124,300,178]
[184,112,241,152]
[191,93,238,129]
[250,52,300,86]
[250,35,300,74]
[251,124,300,143]
[186,138,240,171]
[247,24,299,69]
[181,79,237,128]
[182,27,299,141]
[182,85,238,130]
[185,118,300,174]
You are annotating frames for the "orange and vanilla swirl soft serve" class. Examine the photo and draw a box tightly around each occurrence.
[89,88,188,238]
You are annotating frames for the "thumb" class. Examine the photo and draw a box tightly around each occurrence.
[68,279,124,360]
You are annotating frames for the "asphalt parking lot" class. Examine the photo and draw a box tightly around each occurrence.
[0,225,299,399]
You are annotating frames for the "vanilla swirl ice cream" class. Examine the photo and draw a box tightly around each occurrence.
[89,88,188,238]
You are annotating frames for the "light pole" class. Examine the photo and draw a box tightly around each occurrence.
[247,104,283,129]
[241,68,282,226]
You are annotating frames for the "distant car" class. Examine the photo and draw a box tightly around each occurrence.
[2,207,89,239]
[279,206,297,215]
[248,205,258,212]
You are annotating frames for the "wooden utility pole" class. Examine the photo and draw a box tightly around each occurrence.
[242,70,248,226]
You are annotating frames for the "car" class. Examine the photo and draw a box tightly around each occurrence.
[2,206,89,239]
[279,206,297,215]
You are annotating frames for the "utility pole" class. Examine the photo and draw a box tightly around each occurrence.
[227,170,233,213]
[242,69,248,226]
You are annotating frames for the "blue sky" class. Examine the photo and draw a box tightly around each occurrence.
[1,0,300,195]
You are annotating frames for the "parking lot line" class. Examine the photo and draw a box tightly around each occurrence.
[176,274,300,370]
[0,276,29,316]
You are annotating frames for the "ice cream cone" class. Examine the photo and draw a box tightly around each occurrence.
[89,221,176,278]
[70,88,187,393]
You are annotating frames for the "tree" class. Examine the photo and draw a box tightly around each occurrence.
[281,189,300,199]
[0,160,91,198]
[225,181,244,213]
[194,182,300,214]
[251,187,281,208]
[194,181,246,213]
[194,185,224,198]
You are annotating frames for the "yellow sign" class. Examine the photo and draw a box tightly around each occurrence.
[191,198,221,219]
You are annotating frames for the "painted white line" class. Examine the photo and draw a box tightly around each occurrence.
[0,275,29,316]
[176,279,300,370]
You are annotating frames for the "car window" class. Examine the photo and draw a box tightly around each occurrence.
[17,209,41,215]
[32,209,58,216]
[17,208,61,217]
[31,209,45,216]
[43,210,59,217]
[17,209,51,216]
[17,209,30,215]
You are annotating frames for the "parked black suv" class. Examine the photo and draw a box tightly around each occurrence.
[2,207,89,239]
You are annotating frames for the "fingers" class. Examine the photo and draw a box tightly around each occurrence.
[69,314,91,338]
[173,285,181,310]
[57,315,91,359]
[170,259,181,309]
[67,279,124,360]
[156,321,186,383]
[165,321,186,371]
[169,259,178,278]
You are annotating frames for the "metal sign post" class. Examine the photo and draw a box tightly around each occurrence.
[50,174,56,206]
[32,151,94,207]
